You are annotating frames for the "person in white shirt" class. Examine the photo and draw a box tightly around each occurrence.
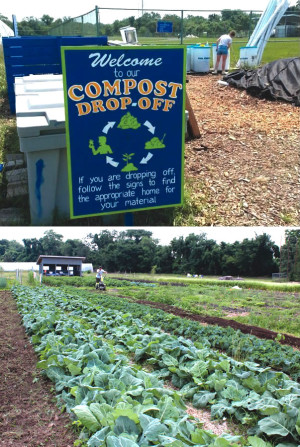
[212,30,236,75]
[96,266,107,283]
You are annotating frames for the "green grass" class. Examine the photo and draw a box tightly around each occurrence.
[0,270,37,287]
[112,281,300,336]
[260,38,300,64]
[128,36,300,66]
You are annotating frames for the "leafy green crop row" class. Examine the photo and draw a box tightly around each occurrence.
[42,276,300,337]
[43,275,300,293]
[13,285,244,447]
[12,285,300,447]
[60,285,300,381]
[42,276,134,288]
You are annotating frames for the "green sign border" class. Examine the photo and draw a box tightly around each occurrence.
[61,45,186,220]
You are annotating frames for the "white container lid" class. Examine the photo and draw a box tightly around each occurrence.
[14,74,63,84]
[16,89,65,137]
[15,81,63,95]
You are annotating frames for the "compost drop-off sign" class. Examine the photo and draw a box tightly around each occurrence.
[61,46,186,218]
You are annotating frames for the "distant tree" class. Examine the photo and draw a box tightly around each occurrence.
[39,230,63,255]
[154,245,173,273]
[135,12,161,35]
[0,14,12,28]
[184,15,207,37]
[169,233,219,275]
[0,239,10,259]
[219,241,239,275]
[89,230,118,251]
[2,240,25,261]
[18,17,47,35]
[251,234,279,276]
[102,23,113,35]
[61,239,90,258]
[208,13,221,22]
[280,230,300,281]
[86,230,118,267]
[119,229,154,243]
[22,238,43,261]
[40,14,54,27]
[218,235,278,277]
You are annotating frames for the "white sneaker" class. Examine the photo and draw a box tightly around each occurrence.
[222,71,228,75]
[212,70,218,74]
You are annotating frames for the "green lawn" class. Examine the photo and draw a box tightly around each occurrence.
[135,36,300,66]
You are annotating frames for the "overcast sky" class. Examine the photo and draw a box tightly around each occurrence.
[0,226,293,247]
[1,0,296,23]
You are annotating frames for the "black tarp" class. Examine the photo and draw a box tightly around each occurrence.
[223,57,300,106]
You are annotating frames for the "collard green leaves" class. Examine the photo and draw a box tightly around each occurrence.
[12,285,300,447]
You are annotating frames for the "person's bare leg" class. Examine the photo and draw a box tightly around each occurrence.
[221,54,227,71]
[213,54,221,72]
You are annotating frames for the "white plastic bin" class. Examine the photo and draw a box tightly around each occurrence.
[186,45,193,72]
[211,44,230,70]
[239,46,258,68]
[191,46,210,73]
[119,26,138,44]
[15,75,68,225]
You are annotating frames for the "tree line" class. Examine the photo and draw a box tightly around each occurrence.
[100,10,260,38]
[0,229,299,280]
[0,13,71,36]
[1,4,299,38]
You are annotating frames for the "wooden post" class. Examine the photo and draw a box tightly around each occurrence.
[185,92,201,139]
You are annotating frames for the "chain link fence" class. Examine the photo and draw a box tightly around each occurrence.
[48,8,100,36]
[48,6,263,42]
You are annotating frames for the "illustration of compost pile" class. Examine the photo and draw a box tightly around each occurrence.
[118,112,141,129]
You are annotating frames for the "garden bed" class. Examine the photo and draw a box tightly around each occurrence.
[135,298,300,349]
[0,290,77,447]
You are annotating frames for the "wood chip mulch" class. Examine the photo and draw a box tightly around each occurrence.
[185,74,299,226]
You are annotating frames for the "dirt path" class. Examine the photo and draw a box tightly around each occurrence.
[135,298,300,349]
[185,74,299,226]
[0,291,77,447]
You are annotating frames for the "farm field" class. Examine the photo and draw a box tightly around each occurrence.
[1,283,300,447]
[44,274,300,337]
[110,278,300,337]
